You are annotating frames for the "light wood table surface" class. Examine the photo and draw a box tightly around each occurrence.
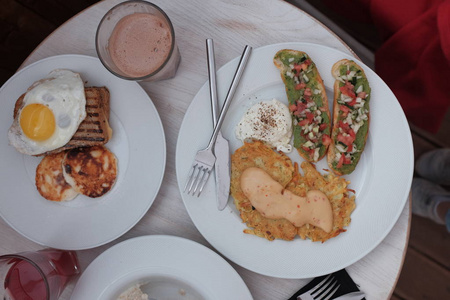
[0,0,410,299]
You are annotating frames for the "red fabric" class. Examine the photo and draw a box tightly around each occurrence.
[373,0,450,133]
[323,0,450,133]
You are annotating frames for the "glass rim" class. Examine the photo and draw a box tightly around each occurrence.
[95,0,176,81]
[0,254,51,300]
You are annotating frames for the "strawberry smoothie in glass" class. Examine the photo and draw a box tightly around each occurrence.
[96,0,181,81]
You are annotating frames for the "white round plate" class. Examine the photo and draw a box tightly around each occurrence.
[0,54,166,250]
[70,235,252,300]
[176,43,413,278]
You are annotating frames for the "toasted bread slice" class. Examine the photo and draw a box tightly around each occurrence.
[274,49,331,162]
[327,59,371,175]
[13,87,113,156]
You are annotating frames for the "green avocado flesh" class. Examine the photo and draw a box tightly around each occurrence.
[332,63,371,173]
[275,51,330,159]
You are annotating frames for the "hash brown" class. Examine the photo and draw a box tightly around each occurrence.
[35,151,78,202]
[231,140,297,241]
[288,161,355,242]
[63,145,117,198]
[231,140,355,242]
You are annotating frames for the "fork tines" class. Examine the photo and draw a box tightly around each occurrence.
[299,274,341,300]
[184,163,212,197]
[183,148,216,197]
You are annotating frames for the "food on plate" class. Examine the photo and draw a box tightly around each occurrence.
[32,86,112,155]
[51,86,112,155]
[231,140,297,241]
[274,49,331,162]
[35,151,78,202]
[8,69,87,156]
[231,140,355,242]
[6,69,117,202]
[235,98,293,153]
[117,283,148,300]
[290,161,355,242]
[35,145,119,201]
[328,59,371,175]
[9,70,113,156]
[240,167,333,232]
[63,145,117,198]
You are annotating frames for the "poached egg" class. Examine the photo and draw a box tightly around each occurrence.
[235,98,293,153]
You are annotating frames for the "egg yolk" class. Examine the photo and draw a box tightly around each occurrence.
[20,103,55,141]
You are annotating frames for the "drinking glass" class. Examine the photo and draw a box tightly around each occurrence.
[96,0,181,81]
[0,249,80,300]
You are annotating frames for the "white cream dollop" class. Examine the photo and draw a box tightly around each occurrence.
[235,98,292,153]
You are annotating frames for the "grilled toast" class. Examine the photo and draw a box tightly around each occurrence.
[13,86,113,155]
[327,59,371,175]
[273,49,331,163]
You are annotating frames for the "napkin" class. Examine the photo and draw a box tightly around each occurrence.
[288,269,365,300]
[321,0,450,133]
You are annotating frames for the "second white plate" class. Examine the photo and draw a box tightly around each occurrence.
[70,235,252,300]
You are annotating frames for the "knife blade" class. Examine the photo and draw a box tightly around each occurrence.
[206,38,230,211]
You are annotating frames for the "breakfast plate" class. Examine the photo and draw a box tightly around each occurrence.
[176,43,414,278]
[0,54,166,250]
[70,235,252,300]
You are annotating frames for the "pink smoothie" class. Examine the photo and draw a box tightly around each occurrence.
[108,13,172,77]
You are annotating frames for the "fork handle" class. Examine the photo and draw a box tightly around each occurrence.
[206,45,252,149]
[206,39,219,126]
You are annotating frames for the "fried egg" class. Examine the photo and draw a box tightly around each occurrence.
[8,69,86,155]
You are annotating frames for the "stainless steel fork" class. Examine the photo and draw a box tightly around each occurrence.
[184,45,252,196]
[297,274,341,300]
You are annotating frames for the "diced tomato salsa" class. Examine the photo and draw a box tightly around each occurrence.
[287,56,330,160]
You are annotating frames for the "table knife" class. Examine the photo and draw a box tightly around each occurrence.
[206,38,230,211]
[332,291,366,300]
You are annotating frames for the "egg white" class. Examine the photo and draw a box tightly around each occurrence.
[8,69,87,155]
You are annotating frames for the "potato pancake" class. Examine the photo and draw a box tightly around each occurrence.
[63,145,117,198]
[231,140,355,242]
[35,151,78,202]
[289,162,355,242]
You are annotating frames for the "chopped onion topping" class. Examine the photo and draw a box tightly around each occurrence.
[348,70,356,79]
[304,141,314,148]
[336,144,346,152]
[313,148,320,161]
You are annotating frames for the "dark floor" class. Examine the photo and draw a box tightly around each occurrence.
[1,0,449,299]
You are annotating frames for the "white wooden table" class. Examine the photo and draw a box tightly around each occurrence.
[0,0,410,299]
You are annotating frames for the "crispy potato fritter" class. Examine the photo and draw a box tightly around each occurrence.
[231,140,355,242]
